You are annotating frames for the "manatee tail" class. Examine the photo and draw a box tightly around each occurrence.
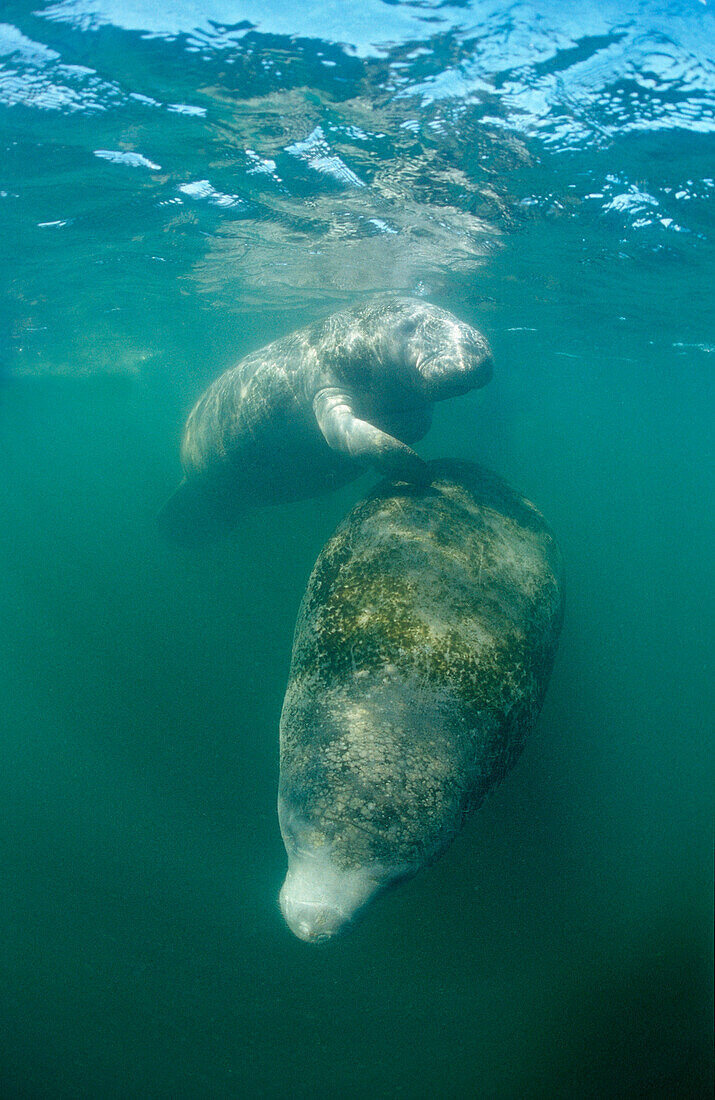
[157,474,245,547]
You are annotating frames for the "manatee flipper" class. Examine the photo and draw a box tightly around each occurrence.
[313,388,428,484]
[157,471,246,547]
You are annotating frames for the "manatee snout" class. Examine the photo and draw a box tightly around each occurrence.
[277,797,398,942]
[279,861,376,943]
[458,324,494,387]
[419,321,493,400]
[279,878,345,943]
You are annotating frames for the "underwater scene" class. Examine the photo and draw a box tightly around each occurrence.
[1,1,713,1095]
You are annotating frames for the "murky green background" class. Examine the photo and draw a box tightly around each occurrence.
[1,2,713,1096]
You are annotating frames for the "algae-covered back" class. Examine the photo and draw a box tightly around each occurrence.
[289,459,563,721]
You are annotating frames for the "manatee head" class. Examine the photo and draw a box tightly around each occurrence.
[278,678,469,942]
[277,793,413,943]
[374,297,493,404]
[278,809,383,942]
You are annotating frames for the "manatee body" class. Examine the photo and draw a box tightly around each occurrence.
[160,298,491,544]
[278,460,563,942]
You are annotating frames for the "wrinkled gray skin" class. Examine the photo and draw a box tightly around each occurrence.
[159,298,491,544]
[278,461,563,942]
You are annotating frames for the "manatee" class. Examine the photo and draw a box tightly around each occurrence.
[278,460,563,942]
[159,298,491,544]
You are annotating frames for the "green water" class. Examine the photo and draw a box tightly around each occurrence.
[1,2,713,1096]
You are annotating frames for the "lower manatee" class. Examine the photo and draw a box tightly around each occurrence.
[278,460,563,942]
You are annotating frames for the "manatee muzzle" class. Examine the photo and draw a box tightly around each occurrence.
[278,797,410,942]
[416,326,493,399]
[279,853,383,943]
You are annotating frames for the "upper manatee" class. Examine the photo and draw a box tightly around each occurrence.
[159,298,491,544]
[278,460,563,942]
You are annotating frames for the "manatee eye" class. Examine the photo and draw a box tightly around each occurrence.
[398,318,419,336]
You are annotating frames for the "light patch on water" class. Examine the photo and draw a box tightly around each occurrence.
[328,123,376,142]
[285,126,366,188]
[602,184,659,214]
[179,179,248,209]
[398,2,715,150]
[167,102,206,117]
[0,20,122,111]
[367,218,398,235]
[0,21,59,63]
[94,148,161,169]
[673,341,715,353]
[39,0,475,59]
[129,91,161,107]
[245,149,280,180]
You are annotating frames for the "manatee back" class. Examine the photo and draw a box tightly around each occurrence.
[284,460,563,814]
[159,338,352,545]
[179,345,310,479]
